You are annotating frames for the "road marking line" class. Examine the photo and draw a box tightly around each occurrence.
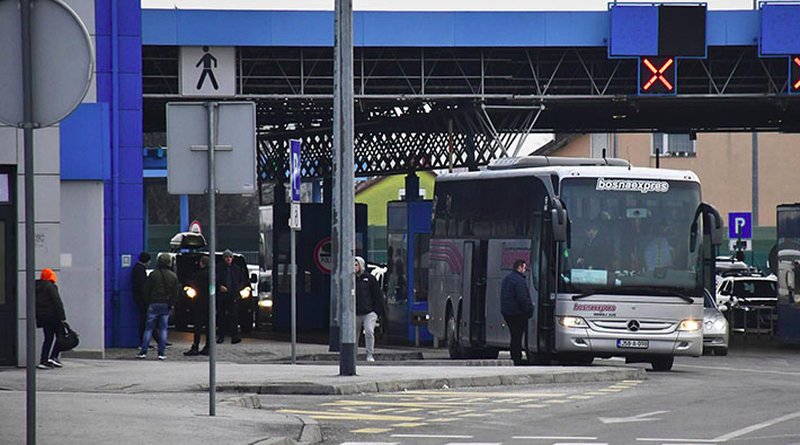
[348,428,394,435]
[544,399,570,404]
[382,390,566,398]
[374,408,397,413]
[391,422,427,428]
[488,408,521,413]
[598,388,622,392]
[323,400,472,408]
[391,434,473,439]
[428,418,458,423]
[443,443,502,445]
[569,395,594,400]
[712,410,800,442]
[459,413,485,418]
[395,408,423,413]
[513,437,598,440]
[585,391,606,395]
[520,404,546,408]
[635,438,717,442]
[341,442,398,444]
[551,442,607,445]
[277,409,419,422]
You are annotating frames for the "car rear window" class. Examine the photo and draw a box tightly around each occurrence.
[732,280,776,297]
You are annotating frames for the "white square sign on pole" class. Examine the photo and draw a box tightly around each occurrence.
[167,102,257,195]
[179,46,236,97]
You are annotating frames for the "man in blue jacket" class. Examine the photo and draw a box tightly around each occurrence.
[500,259,534,366]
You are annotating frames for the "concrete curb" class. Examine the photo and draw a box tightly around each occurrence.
[224,395,323,445]
[251,415,322,445]
[217,367,646,395]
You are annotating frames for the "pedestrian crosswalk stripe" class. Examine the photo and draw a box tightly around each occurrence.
[349,428,394,435]
[545,399,570,404]
[585,391,606,395]
[520,404,546,408]
[459,413,485,418]
[568,395,594,400]
[428,418,458,423]
[391,422,427,427]
[488,408,521,413]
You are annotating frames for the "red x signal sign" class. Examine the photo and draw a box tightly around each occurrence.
[639,57,676,95]
[791,56,800,94]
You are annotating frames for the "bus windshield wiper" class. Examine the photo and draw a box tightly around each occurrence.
[619,286,695,304]
[572,291,597,300]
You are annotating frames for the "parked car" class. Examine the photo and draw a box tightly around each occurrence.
[255,270,273,327]
[167,232,253,333]
[716,275,777,333]
[703,289,729,356]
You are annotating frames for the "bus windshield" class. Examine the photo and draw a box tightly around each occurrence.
[560,177,702,295]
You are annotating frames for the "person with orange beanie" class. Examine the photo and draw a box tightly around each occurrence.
[35,268,67,369]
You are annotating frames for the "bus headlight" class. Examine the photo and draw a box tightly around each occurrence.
[678,319,702,331]
[240,288,251,299]
[557,316,587,328]
[258,299,273,308]
[184,286,197,299]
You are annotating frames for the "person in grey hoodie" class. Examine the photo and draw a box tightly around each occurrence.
[355,256,383,362]
[137,253,180,360]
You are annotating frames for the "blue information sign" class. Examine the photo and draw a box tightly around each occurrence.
[728,212,752,239]
[290,139,301,203]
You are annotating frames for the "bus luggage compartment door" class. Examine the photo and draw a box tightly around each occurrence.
[463,241,488,347]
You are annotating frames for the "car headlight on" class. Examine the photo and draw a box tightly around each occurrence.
[557,316,587,328]
[239,288,251,299]
[713,318,727,331]
[678,319,702,331]
[184,286,197,299]
[258,299,273,308]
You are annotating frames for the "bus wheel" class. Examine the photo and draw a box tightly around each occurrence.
[650,356,674,372]
[446,312,465,359]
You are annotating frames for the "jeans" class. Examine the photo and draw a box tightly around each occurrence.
[503,314,529,365]
[40,322,62,364]
[139,303,170,356]
[356,311,378,357]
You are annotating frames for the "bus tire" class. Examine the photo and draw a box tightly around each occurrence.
[446,312,465,359]
[650,356,674,372]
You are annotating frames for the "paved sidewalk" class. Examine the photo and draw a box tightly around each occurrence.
[0,332,646,444]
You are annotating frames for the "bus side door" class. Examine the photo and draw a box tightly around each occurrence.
[462,240,489,347]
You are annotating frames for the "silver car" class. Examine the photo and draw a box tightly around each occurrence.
[703,289,729,356]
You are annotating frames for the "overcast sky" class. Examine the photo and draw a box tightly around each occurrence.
[143,0,760,11]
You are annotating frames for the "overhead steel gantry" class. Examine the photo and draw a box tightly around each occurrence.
[141,8,800,185]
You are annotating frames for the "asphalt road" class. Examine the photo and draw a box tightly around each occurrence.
[260,342,800,445]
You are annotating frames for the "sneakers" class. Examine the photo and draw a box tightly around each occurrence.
[183,347,200,356]
[36,363,51,369]
[47,358,63,368]
[136,353,147,359]
[158,355,167,361]
[366,355,375,362]
[199,346,209,356]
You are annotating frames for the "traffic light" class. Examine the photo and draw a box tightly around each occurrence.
[791,56,800,94]
[639,57,676,95]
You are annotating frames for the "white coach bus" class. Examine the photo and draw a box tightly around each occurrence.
[427,156,722,371]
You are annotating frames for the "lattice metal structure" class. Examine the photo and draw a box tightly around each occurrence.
[143,45,800,182]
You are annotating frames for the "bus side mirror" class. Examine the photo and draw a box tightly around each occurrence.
[704,203,723,246]
[550,198,567,242]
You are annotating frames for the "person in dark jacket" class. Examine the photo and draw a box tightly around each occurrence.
[184,256,210,356]
[500,259,534,366]
[35,268,67,369]
[355,256,383,362]
[137,253,180,360]
[131,252,151,340]
[216,249,247,344]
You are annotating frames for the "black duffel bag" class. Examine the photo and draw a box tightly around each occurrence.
[55,322,80,352]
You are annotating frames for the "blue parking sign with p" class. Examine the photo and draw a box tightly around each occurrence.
[728,212,752,239]
[290,139,301,203]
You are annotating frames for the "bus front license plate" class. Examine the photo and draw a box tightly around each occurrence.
[617,339,649,349]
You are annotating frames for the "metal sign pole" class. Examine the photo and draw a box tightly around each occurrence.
[206,101,218,417]
[289,140,302,365]
[338,0,357,377]
[291,226,297,364]
[21,1,36,443]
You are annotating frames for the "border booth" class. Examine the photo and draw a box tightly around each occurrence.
[384,200,433,345]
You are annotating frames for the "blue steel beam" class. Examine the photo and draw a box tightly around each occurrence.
[142,9,758,48]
